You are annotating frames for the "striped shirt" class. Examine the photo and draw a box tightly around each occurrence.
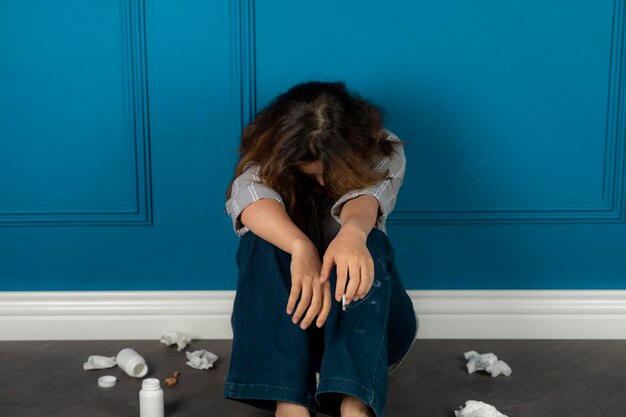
[225,129,406,244]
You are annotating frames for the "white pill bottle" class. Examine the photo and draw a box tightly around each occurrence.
[139,378,164,417]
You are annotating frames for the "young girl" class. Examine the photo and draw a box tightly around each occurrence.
[223,81,418,417]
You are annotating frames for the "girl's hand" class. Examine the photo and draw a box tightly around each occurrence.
[320,225,375,304]
[287,239,332,329]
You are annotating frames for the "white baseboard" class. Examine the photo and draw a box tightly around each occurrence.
[1,290,626,340]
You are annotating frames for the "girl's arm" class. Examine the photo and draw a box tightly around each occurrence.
[337,194,379,241]
[239,198,311,255]
[320,130,407,302]
[320,194,379,302]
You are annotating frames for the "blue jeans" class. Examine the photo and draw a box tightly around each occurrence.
[223,228,418,417]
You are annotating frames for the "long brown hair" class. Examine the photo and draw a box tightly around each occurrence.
[226,81,406,249]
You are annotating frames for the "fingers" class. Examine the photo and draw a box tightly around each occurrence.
[355,264,370,300]
[300,282,321,330]
[291,278,312,325]
[335,259,348,302]
[344,258,360,303]
[286,278,301,315]
[319,252,334,284]
[316,281,332,327]
[354,255,375,301]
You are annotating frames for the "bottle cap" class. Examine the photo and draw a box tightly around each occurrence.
[98,375,117,388]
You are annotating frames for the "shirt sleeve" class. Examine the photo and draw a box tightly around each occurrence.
[225,162,286,237]
[330,129,406,228]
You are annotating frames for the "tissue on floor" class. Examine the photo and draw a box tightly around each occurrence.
[83,355,117,370]
[454,400,508,417]
[464,350,512,377]
[185,349,218,370]
[160,330,193,351]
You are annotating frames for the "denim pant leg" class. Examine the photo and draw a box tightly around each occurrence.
[223,231,321,415]
[314,227,417,417]
[386,233,419,376]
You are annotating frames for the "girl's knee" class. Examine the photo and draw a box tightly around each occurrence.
[239,230,285,257]
[367,229,394,275]
[366,228,392,262]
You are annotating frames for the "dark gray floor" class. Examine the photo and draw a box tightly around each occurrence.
[0,339,624,416]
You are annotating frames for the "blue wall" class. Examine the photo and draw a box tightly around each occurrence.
[1,0,625,290]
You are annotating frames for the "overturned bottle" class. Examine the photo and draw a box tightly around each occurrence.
[116,348,149,378]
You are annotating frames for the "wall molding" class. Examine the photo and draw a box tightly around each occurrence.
[2,290,626,340]
[389,0,626,224]
[242,0,625,224]
[0,0,153,226]
[232,0,257,132]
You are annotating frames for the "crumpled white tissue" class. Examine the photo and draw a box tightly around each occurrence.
[83,355,117,370]
[455,400,508,417]
[160,330,193,351]
[464,350,512,377]
[185,349,218,370]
